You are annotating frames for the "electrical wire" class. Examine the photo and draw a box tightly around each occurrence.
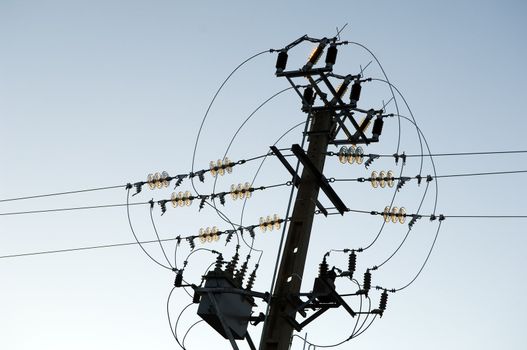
[190,49,271,197]
[182,320,204,349]
[372,181,430,270]
[167,287,187,350]
[0,201,149,216]
[149,204,174,269]
[0,184,125,203]
[126,188,172,270]
[392,221,443,292]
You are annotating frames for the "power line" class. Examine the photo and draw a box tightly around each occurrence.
[0,236,181,259]
[0,184,125,203]
[0,201,149,216]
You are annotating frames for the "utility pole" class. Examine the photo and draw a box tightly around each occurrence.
[260,110,334,349]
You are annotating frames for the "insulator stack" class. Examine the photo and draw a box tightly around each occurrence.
[372,118,384,137]
[370,170,395,188]
[306,40,327,67]
[259,214,282,232]
[348,251,357,279]
[363,270,372,295]
[147,171,170,190]
[230,182,252,200]
[337,145,364,165]
[275,51,288,72]
[198,226,220,243]
[325,45,338,67]
[350,80,362,105]
[187,237,195,250]
[382,206,406,224]
[214,254,224,272]
[209,157,233,177]
[335,79,351,100]
[225,250,240,277]
[174,269,183,287]
[171,191,193,208]
[234,260,249,286]
[246,264,258,291]
[319,256,329,277]
[379,290,388,314]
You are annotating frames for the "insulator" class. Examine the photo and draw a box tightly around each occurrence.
[237,183,245,199]
[319,256,329,277]
[379,171,386,188]
[359,116,372,132]
[209,161,217,177]
[174,269,183,287]
[399,207,406,224]
[275,51,288,72]
[187,237,195,250]
[184,191,192,206]
[387,170,395,188]
[214,254,224,272]
[174,177,183,188]
[348,251,357,279]
[225,230,234,243]
[350,81,362,103]
[338,146,348,164]
[246,265,258,291]
[199,197,206,211]
[212,226,219,241]
[335,82,349,99]
[307,42,325,66]
[372,118,384,137]
[355,146,364,165]
[224,157,233,174]
[217,159,224,176]
[383,206,391,223]
[325,45,338,66]
[259,217,267,232]
[161,171,170,187]
[347,145,356,164]
[273,214,281,230]
[147,174,155,190]
[199,228,206,243]
[363,270,371,293]
[154,172,163,189]
[230,184,238,200]
[171,192,178,208]
[303,87,314,106]
[225,251,240,276]
[365,154,379,169]
[235,260,248,286]
[177,191,184,207]
[379,290,388,312]
[205,227,213,243]
[391,207,399,223]
[244,182,252,199]
[266,215,273,231]
[371,171,379,188]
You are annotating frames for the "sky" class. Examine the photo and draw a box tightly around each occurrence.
[1,0,527,349]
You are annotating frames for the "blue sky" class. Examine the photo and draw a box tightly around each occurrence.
[1,1,526,349]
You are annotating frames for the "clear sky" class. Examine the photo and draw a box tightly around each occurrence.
[1,1,526,349]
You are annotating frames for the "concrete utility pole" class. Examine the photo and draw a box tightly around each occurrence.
[260,110,334,350]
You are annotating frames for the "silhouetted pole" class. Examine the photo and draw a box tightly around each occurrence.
[260,110,334,350]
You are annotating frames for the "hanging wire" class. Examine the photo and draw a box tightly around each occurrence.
[149,204,174,269]
[126,188,172,270]
[190,49,272,197]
